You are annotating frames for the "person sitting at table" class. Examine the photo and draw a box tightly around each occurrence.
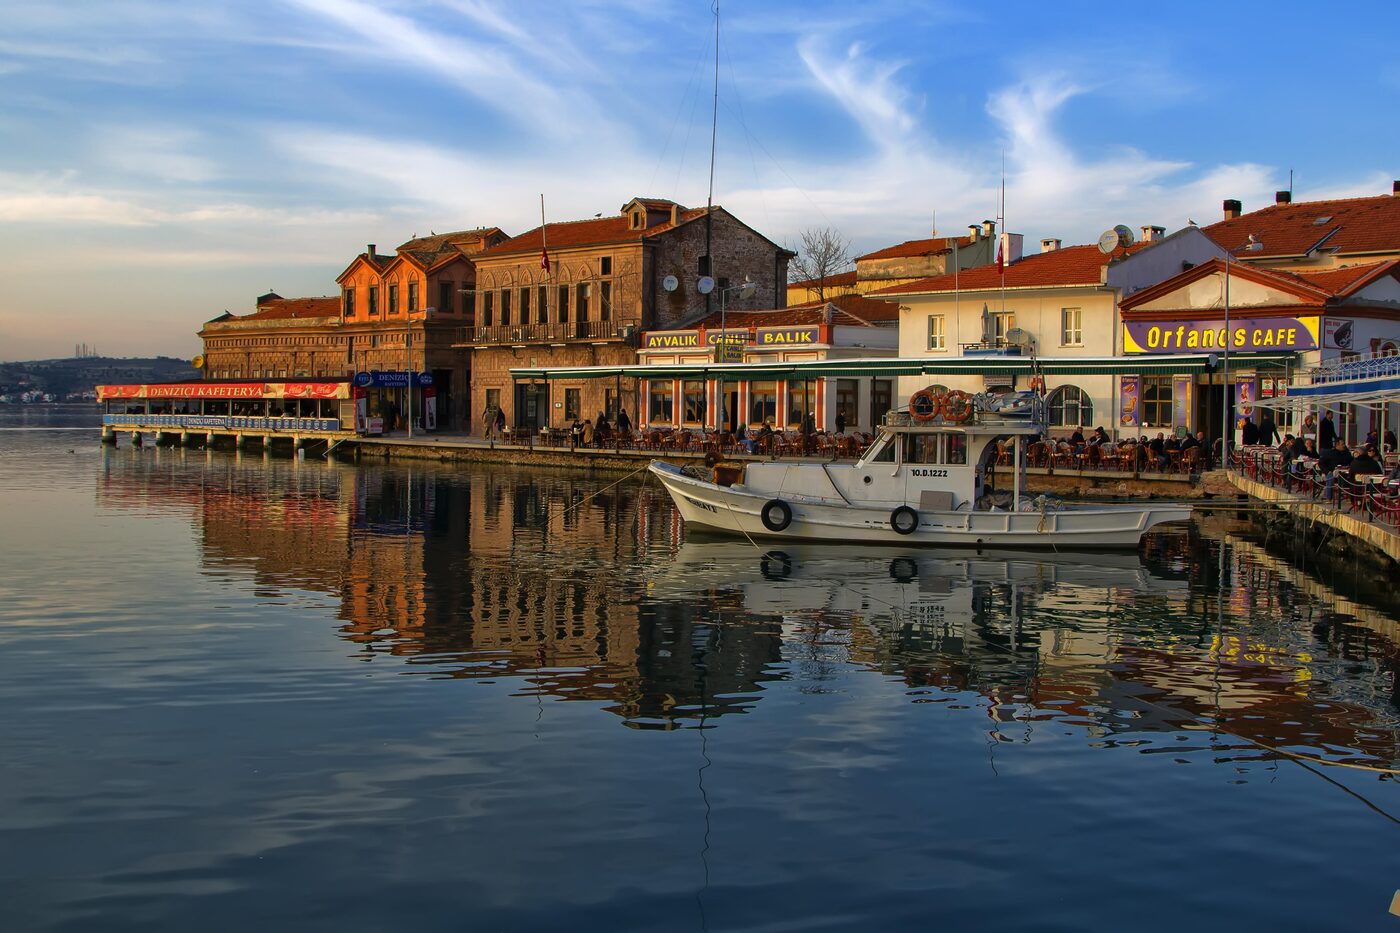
[1069,426,1086,450]
[1089,426,1109,447]
[1383,429,1398,454]
[1149,432,1169,470]
[1364,428,1378,450]
[1350,445,1383,479]
[1319,439,1354,499]
[1179,432,1199,453]
[581,419,594,447]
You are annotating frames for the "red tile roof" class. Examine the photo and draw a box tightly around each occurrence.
[1119,258,1400,314]
[872,243,1144,296]
[478,205,711,258]
[855,234,976,263]
[788,270,858,290]
[243,296,341,321]
[1204,193,1400,259]
[693,293,897,328]
[1274,260,1399,297]
[395,227,506,254]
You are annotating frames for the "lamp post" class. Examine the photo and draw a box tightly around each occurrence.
[406,321,414,439]
[715,276,756,436]
[1221,235,1262,467]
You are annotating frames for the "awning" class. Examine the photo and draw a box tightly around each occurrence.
[508,354,1228,382]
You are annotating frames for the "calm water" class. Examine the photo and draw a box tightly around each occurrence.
[4,405,1400,931]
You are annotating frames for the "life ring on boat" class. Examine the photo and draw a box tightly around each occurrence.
[941,390,973,423]
[760,498,793,532]
[909,389,941,422]
[890,505,919,535]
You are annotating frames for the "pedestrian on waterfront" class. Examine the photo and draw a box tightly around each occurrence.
[616,407,631,438]
[1258,412,1279,446]
[483,404,495,439]
[582,419,594,447]
[1319,411,1337,450]
[494,406,505,438]
[801,411,815,454]
[570,417,582,450]
[835,410,846,435]
[1240,418,1259,446]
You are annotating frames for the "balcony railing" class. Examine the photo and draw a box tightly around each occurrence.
[452,319,641,347]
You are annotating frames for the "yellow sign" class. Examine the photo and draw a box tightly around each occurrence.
[715,339,744,363]
[191,354,205,369]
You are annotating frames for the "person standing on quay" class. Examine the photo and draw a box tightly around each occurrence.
[495,406,505,439]
[1319,411,1337,450]
[835,410,846,435]
[616,407,631,439]
[483,404,494,440]
[1258,412,1279,447]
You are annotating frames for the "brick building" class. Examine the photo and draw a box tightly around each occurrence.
[786,221,999,304]
[200,227,508,430]
[462,197,792,434]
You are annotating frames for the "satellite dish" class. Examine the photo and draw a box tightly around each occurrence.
[1113,224,1136,249]
[191,354,205,370]
[1005,327,1031,349]
[697,276,715,295]
[1097,230,1119,254]
[662,274,679,293]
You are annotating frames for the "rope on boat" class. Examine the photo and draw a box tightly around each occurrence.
[559,463,653,516]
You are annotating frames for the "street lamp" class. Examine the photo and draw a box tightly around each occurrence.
[1221,234,1263,466]
[716,276,756,435]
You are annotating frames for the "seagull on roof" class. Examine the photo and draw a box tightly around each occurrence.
[594,213,602,217]
[1187,218,1197,226]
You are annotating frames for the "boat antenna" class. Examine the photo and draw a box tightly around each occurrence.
[703,0,720,316]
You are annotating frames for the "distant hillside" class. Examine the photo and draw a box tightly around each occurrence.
[0,356,195,399]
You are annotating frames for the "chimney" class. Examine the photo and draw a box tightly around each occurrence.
[1393,180,1400,197]
[967,224,980,242]
[981,219,996,238]
[1275,190,1291,205]
[1040,237,1061,253]
[1223,199,1242,220]
[367,243,376,258]
[670,203,680,225]
[1000,232,1023,266]
[1139,225,1166,243]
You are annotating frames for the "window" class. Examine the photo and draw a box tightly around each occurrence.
[564,388,580,420]
[904,434,938,464]
[648,381,674,423]
[343,287,356,318]
[537,286,548,324]
[439,281,454,314]
[946,433,967,464]
[1061,307,1082,346]
[600,281,612,321]
[1047,386,1093,427]
[786,380,813,428]
[927,314,945,351]
[408,281,418,313]
[630,211,643,230]
[864,435,895,463]
[557,285,569,323]
[600,256,612,275]
[682,380,706,423]
[836,379,858,428]
[1141,377,1173,427]
[388,283,399,315]
[871,379,892,426]
[990,311,1015,346]
[750,381,777,425]
[698,255,711,276]
[519,287,530,324]
[371,334,381,348]
[605,388,619,419]
[368,286,379,316]
[500,288,511,326]
[575,283,590,320]
[482,291,494,327]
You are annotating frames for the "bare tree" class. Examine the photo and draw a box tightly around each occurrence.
[788,226,852,301]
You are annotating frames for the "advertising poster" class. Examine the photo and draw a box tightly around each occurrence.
[1235,376,1257,423]
[353,385,368,433]
[1172,377,1193,434]
[424,387,438,430]
[1118,376,1141,428]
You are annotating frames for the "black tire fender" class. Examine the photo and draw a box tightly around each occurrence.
[890,505,919,535]
[760,550,792,580]
[760,499,792,532]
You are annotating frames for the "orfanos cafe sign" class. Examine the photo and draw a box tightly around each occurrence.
[1123,316,1320,354]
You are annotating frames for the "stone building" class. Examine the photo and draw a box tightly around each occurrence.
[463,197,792,433]
[200,227,508,431]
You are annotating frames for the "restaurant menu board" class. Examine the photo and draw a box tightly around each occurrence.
[1119,376,1141,428]
[1172,377,1193,434]
[1235,376,1257,425]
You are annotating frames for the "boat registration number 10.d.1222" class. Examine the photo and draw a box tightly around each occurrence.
[911,469,949,478]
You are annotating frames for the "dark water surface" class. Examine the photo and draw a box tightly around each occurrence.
[4,406,1400,931]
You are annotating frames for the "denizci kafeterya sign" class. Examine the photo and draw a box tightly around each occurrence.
[1123,317,1319,353]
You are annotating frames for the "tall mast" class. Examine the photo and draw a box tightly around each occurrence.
[703,1,719,315]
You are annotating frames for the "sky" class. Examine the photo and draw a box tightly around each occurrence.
[2,0,1397,361]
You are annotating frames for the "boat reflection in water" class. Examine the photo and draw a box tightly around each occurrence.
[95,449,1400,766]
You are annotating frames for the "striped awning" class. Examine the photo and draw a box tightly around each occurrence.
[509,353,1235,382]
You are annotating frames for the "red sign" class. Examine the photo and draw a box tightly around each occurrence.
[96,382,349,400]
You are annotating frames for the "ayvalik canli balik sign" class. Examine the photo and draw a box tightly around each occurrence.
[1123,317,1319,353]
[643,326,824,350]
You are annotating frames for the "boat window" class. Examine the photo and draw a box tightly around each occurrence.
[904,433,939,464]
[946,433,967,464]
[864,435,895,463]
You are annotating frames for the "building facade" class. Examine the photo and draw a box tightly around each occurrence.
[464,197,792,433]
[786,221,998,305]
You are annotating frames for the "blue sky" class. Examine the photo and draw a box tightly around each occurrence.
[2,0,1397,360]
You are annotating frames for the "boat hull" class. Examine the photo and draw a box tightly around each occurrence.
[649,460,1191,550]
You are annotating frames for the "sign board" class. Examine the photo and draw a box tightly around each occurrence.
[1118,376,1141,428]
[353,371,433,388]
[1123,317,1320,353]
[1323,317,1354,350]
[644,326,824,351]
[97,382,350,400]
[102,414,341,432]
[714,338,744,363]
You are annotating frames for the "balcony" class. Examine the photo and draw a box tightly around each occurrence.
[452,319,641,347]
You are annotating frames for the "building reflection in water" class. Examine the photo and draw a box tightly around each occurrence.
[97,448,1400,765]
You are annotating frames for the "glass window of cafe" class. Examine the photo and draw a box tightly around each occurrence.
[836,380,858,429]
[1141,376,1172,428]
[648,381,674,424]
[786,380,813,428]
[1048,386,1093,427]
[682,380,706,424]
[565,388,580,421]
[750,381,777,425]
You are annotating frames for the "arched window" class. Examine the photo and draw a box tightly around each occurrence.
[1047,386,1093,427]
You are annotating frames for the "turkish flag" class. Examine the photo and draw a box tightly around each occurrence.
[996,237,1003,274]
[540,249,550,272]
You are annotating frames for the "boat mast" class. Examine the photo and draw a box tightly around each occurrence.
[703,0,719,317]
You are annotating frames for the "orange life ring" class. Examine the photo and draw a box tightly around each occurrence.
[909,388,941,422]
[942,390,973,423]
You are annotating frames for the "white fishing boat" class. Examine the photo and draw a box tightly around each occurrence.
[649,388,1191,549]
